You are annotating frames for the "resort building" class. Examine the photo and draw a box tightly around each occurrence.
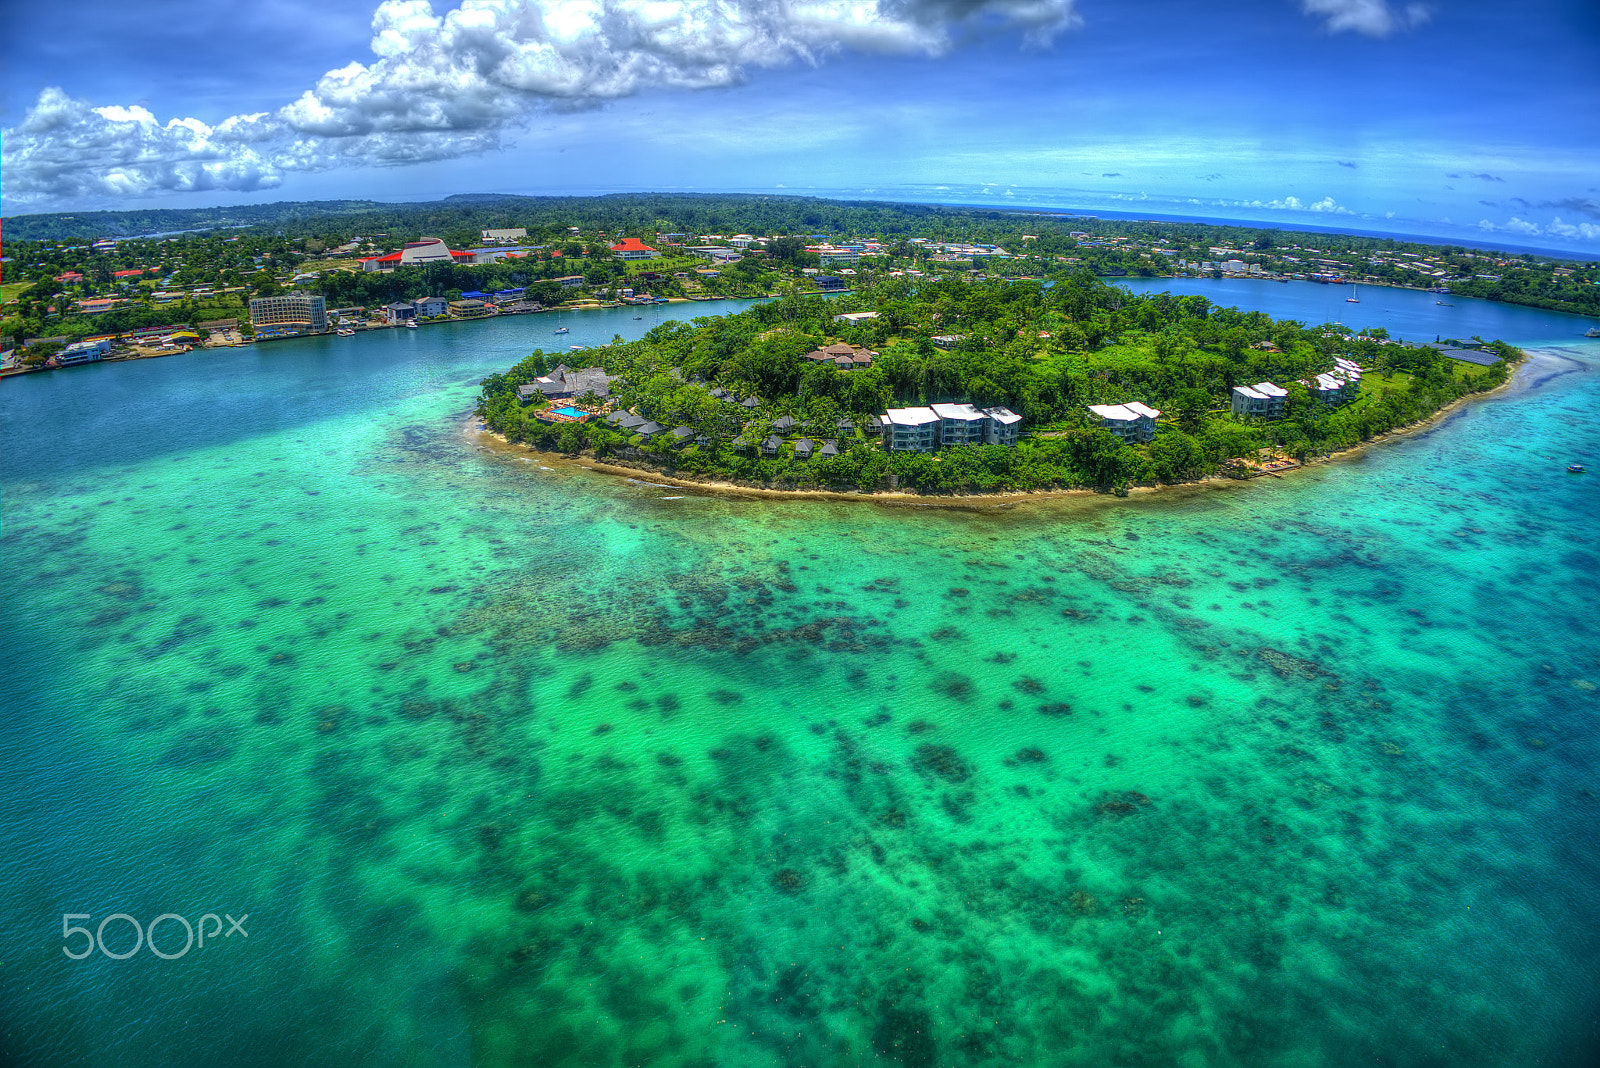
[481,227,527,242]
[882,407,941,452]
[1088,402,1161,443]
[358,237,473,272]
[1230,381,1289,419]
[384,302,416,324]
[833,311,880,325]
[609,238,660,260]
[415,296,449,318]
[518,364,619,403]
[249,292,328,336]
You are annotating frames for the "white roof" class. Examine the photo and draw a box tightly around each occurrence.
[1089,402,1161,422]
[984,406,1022,425]
[884,406,939,426]
[930,402,986,421]
[1233,385,1268,400]
[1235,381,1287,399]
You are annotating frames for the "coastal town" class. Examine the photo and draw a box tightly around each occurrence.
[3,194,1595,375]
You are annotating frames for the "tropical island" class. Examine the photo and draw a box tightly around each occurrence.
[476,271,1521,496]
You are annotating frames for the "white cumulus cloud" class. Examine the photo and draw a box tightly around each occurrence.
[1243,194,1352,214]
[1482,215,1600,241]
[1301,0,1431,38]
[3,0,1080,204]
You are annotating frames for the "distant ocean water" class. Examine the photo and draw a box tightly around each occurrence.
[2,287,1597,1067]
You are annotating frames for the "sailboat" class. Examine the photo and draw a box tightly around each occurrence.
[554,310,569,335]
[1345,284,1360,304]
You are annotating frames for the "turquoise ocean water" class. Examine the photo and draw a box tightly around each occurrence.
[2,288,1597,1066]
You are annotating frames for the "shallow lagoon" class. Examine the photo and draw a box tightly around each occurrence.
[2,288,1598,1067]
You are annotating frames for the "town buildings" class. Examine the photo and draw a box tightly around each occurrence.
[1088,401,1161,443]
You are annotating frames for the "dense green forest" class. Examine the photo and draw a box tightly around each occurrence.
[478,273,1518,495]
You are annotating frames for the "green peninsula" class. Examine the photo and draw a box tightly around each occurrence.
[477,273,1519,495]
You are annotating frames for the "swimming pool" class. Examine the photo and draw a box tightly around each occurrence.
[551,405,585,418]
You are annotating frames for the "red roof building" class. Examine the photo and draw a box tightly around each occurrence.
[55,271,84,283]
[608,238,659,261]
[114,269,148,279]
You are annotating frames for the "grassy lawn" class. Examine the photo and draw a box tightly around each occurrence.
[1,281,34,304]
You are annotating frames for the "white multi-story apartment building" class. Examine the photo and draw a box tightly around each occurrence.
[984,407,1023,445]
[931,403,990,446]
[882,407,940,452]
[1088,401,1161,443]
[882,404,1024,451]
[1230,381,1289,418]
[1305,358,1362,406]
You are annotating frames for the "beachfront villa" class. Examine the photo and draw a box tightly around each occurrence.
[1088,402,1161,443]
[1230,381,1289,419]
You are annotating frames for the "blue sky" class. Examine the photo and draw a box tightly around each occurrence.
[2,0,1597,255]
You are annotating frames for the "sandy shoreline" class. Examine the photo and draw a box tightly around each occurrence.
[465,346,1554,509]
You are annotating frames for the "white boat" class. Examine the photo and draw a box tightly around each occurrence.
[1345,284,1360,304]
[405,320,418,329]
[554,326,568,334]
